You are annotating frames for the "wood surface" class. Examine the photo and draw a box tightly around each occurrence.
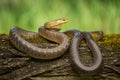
[0,34,120,80]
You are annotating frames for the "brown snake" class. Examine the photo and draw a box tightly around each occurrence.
[70,31,102,73]
[9,18,69,59]
[9,18,103,73]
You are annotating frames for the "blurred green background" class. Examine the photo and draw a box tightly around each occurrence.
[0,0,120,34]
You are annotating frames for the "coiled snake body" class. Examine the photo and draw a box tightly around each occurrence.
[9,18,69,59]
[70,31,102,73]
[9,18,103,73]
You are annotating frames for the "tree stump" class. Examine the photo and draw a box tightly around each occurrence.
[0,34,120,80]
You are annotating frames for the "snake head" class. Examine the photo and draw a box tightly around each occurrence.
[44,18,68,31]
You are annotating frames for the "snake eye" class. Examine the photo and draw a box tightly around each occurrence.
[62,18,68,22]
[63,19,66,21]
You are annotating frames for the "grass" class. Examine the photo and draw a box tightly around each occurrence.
[0,0,120,34]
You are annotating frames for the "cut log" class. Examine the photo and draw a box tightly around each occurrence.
[0,34,120,80]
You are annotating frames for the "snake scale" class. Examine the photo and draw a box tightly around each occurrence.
[70,31,102,73]
[9,18,103,73]
[9,18,69,59]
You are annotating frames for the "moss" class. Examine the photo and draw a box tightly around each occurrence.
[0,34,48,46]
[0,34,120,51]
[0,34,11,46]
[98,34,120,51]
[21,34,49,44]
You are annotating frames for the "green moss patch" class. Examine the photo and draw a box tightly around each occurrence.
[98,34,120,51]
[0,34,120,52]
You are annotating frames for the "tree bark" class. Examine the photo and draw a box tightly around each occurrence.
[0,34,120,80]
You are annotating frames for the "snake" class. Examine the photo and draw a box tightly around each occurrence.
[9,18,69,59]
[9,18,103,73]
[70,31,102,73]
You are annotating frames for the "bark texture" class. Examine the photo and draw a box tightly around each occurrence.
[0,34,120,80]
